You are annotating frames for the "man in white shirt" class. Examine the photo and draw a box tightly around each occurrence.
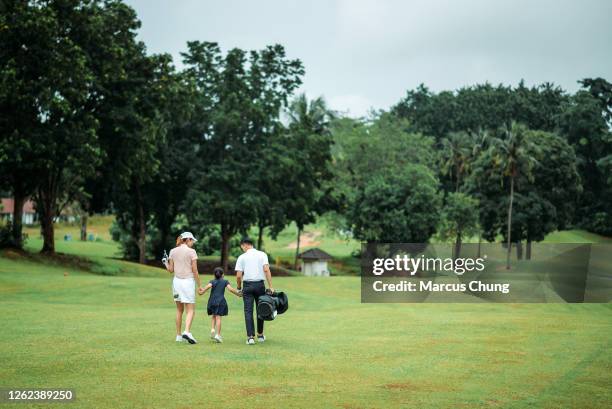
[235,237,274,345]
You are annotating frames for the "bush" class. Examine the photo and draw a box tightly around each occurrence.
[0,222,27,249]
[583,212,612,237]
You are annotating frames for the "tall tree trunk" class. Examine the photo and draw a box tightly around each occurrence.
[80,214,88,241]
[477,231,482,258]
[39,193,55,253]
[506,175,514,270]
[135,183,146,264]
[454,230,462,259]
[220,222,230,273]
[257,222,264,250]
[11,188,25,249]
[293,226,301,270]
[526,240,532,260]
[40,212,55,253]
[516,241,523,260]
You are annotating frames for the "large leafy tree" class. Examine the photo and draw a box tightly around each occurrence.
[147,71,198,258]
[505,130,580,259]
[0,0,52,248]
[332,113,439,244]
[525,130,581,232]
[332,113,437,191]
[109,54,185,263]
[183,42,303,272]
[560,80,612,235]
[1,0,107,253]
[0,0,154,253]
[348,164,441,243]
[392,82,567,141]
[438,192,479,258]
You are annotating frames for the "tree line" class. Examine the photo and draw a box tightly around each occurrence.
[0,0,334,272]
[1,1,611,271]
[333,81,611,267]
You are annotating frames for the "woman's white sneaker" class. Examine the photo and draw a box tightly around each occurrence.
[214,334,223,343]
[210,329,216,339]
[175,335,183,342]
[182,332,197,344]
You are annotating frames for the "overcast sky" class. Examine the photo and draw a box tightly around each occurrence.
[125,0,612,117]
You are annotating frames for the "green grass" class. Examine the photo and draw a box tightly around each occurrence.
[541,230,612,244]
[19,215,612,278]
[0,252,611,408]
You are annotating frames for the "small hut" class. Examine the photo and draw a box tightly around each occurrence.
[298,248,333,277]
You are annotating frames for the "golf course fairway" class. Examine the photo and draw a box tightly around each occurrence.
[1,253,610,408]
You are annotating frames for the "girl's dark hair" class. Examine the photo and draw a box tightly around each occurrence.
[213,267,224,279]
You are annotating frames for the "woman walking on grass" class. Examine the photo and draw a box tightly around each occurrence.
[164,232,204,344]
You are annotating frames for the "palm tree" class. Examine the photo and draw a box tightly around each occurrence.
[470,129,490,257]
[285,93,335,269]
[488,122,539,269]
[440,131,478,192]
[286,93,335,134]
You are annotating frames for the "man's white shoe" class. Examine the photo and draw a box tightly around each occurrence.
[175,335,183,342]
[214,334,223,343]
[210,329,216,339]
[182,332,197,344]
[246,338,255,345]
[257,335,266,343]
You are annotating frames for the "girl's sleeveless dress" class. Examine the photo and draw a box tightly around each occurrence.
[207,279,229,316]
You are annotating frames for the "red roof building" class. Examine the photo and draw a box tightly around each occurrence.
[0,198,37,225]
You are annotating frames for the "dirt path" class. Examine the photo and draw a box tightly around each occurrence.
[287,230,322,249]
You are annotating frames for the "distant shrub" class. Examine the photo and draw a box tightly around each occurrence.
[582,212,612,236]
[0,224,13,248]
[0,222,28,249]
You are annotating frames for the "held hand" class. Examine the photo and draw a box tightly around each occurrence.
[197,287,205,295]
[267,287,274,294]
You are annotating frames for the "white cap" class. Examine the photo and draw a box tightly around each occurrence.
[180,232,197,242]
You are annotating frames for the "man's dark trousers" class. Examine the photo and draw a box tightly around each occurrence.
[243,280,266,337]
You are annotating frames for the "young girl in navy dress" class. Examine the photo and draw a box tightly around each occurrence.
[200,267,241,343]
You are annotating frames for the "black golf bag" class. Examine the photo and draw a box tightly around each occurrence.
[256,290,289,321]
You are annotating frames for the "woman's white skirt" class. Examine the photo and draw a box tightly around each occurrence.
[172,277,196,304]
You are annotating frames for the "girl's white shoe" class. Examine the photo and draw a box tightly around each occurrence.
[210,329,216,339]
[214,334,223,343]
[175,335,183,342]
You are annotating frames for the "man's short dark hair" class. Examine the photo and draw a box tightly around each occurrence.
[240,237,254,246]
